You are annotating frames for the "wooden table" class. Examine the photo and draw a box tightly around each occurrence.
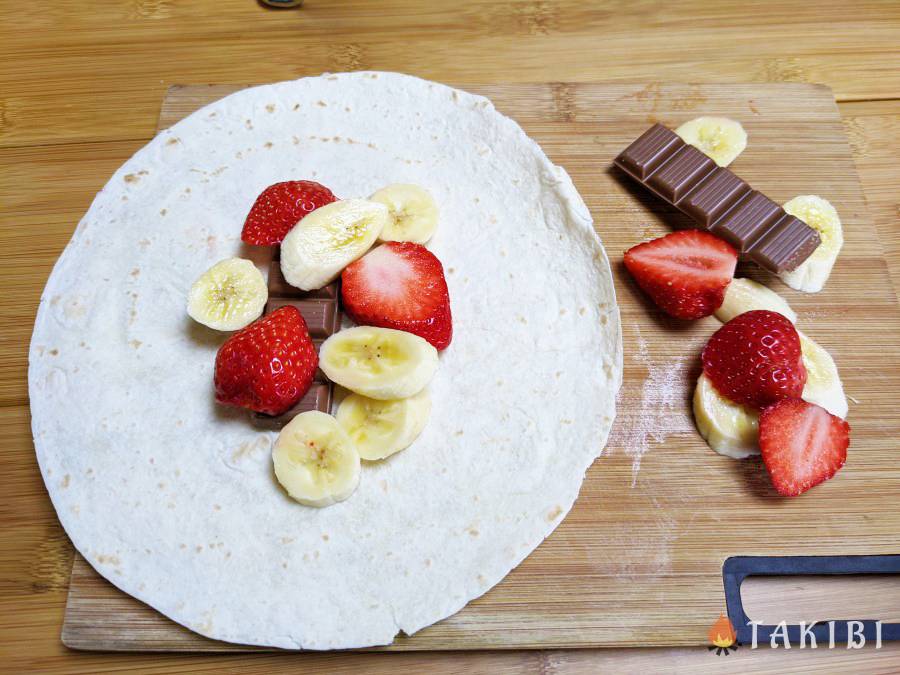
[1,1,898,672]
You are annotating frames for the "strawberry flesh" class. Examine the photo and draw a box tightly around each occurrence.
[702,309,806,410]
[624,229,738,319]
[241,180,337,245]
[759,398,850,497]
[341,242,452,350]
[214,306,318,415]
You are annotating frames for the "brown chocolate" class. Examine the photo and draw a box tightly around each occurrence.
[679,168,751,228]
[748,214,821,272]
[645,144,717,202]
[615,123,685,180]
[248,250,342,427]
[265,297,340,338]
[250,383,333,430]
[711,191,782,253]
[614,123,820,273]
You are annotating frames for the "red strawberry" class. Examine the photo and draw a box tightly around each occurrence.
[214,306,318,416]
[241,180,337,245]
[702,309,806,410]
[759,399,850,496]
[623,230,738,319]
[341,242,452,350]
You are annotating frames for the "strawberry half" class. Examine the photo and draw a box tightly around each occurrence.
[214,306,318,416]
[341,242,452,350]
[702,309,806,410]
[241,180,337,245]
[623,230,738,319]
[759,399,850,497]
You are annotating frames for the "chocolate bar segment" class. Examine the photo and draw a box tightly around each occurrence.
[748,214,821,272]
[645,144,717,203]
[615,123,685,180]
[265,297,340,338]
[710,191,782,253]
[246,249,342,425]
[250,383,333,430]
[679,168,752,227]
[615,124,821,273]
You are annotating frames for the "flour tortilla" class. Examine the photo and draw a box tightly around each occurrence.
[29,72,622,649]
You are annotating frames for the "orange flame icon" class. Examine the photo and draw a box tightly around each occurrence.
[708,613,737,648]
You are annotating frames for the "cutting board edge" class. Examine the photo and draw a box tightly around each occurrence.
[60,80,896,653]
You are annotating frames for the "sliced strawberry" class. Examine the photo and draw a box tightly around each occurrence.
[759,399,850,496]
[341,242,452,350]
[241,180,337,245]
[702,309,806,410]
[214,306,318,415]
[623,230,738,319]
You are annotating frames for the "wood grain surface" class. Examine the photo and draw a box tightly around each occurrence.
[53,80,900,653]
[2,1,900,672]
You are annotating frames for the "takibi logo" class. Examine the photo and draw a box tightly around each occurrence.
[707,613,886,653]
[708,614,739,655]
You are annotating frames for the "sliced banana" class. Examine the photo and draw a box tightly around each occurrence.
[336,389,431,460]
[694,373,760,459]
[280,199,387,290]
[319,326,438,400]
[715,278,797,324]
[272,411,361,507]
[187,257,267,331]
[675,117,747,167]
[799,332,848,419]
[370,184,438,244]
[778,195,843,293]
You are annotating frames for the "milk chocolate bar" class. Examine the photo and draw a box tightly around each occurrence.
[614,124,820,272]
[250,253,340,429]
[265,296,340,338]
[250,383,333,430]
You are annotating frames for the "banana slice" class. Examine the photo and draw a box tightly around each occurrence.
[370,184,439,244]
[187,257,267,331]
[280,199,388,290]
[336,389,431,460]
[272,411,361,507]
[319,326,438,400]
[778,195,843,293]
[799,332,848,418]
[694,373,760,459]
[715,278,797,324]
[675,117,747,167]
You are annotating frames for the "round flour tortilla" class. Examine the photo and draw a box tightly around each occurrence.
[29,72,622,649]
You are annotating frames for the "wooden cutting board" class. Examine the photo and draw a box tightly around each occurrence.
[61,83,900,651]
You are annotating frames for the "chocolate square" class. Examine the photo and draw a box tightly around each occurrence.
[710,191,783,253]
[615,124,686,180]
[747,214,822,272]
[645,145,717,203]
[678,168,752,227]
[249,383,333,430]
